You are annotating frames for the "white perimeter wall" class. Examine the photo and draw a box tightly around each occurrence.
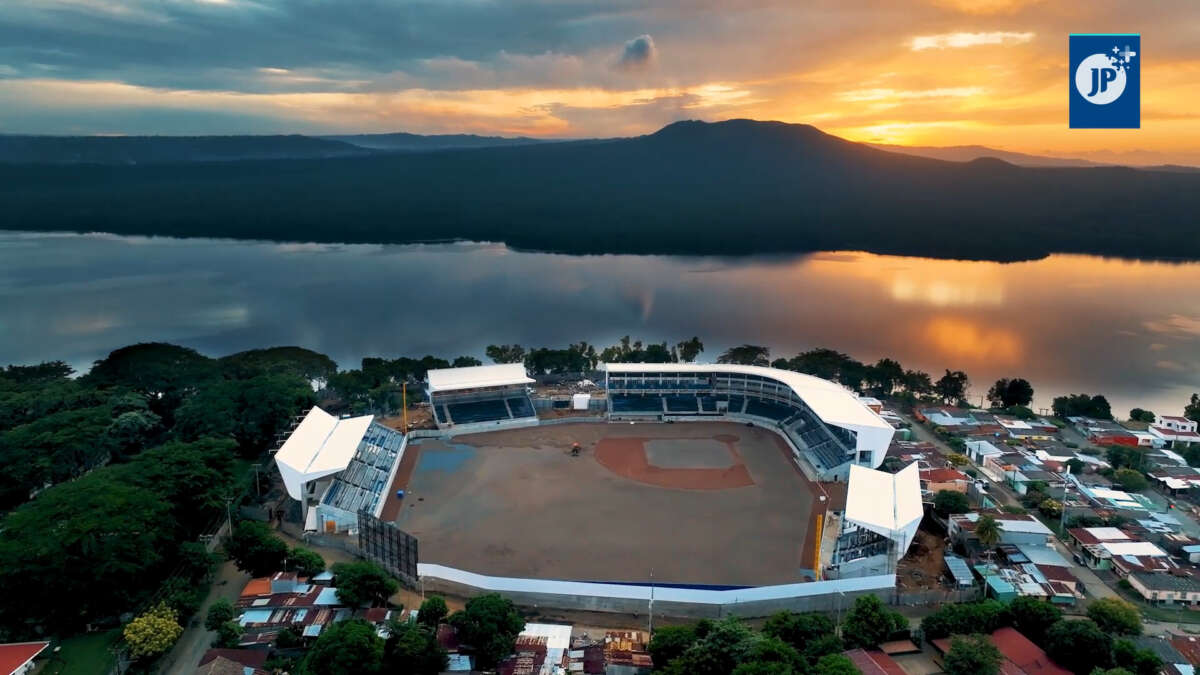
[417,563,895,618]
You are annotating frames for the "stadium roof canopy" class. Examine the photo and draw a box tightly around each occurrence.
[427,363,534,394]
[601,363,892,433]
[275,406,374,500]
[844,462,922,552]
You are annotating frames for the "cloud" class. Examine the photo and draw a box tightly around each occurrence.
[1144,314,1200,337]
[616,34,657,70]
[839,86,985,101]
[910,31,1035,50]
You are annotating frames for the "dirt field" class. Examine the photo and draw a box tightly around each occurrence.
[393,421,821,586]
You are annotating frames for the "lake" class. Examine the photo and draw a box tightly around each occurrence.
[1,230,1197,417]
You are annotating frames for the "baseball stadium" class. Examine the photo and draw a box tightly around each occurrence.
[273,362,920,614]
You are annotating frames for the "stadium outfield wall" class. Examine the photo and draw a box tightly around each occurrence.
[417,563,896,619]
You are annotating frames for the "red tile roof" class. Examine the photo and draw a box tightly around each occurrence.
[845,648,907,675]
[1170,635,1200,666]
[991,627,1073,675]
[0,642,49,675]
[199,648,269,669]
[921,468,970,483]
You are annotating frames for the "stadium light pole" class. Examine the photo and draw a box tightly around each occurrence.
[648,569,654,636]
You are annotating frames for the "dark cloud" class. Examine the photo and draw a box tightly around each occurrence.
[616,34,657,70]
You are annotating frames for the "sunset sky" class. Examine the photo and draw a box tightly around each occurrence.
[3,0,1199,163]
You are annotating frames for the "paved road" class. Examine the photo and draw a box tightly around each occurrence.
[160,561,251,675]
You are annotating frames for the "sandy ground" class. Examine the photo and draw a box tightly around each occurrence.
[394,422,818,586]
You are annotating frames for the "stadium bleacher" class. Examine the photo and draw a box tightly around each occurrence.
[447,399,511,425]
[506,397,534,418]
[744,398,794,421]
[611,395,664,413]
[665,395,700,413]
[698,396,718,412]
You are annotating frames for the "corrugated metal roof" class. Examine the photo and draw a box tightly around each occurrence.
[427,364,533,393]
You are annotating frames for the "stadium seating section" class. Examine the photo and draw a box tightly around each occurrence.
[665,395,700,413]
[506,397,534,418]
[440,395,537,426]
[744,398,794,421]
[611,395,665,413]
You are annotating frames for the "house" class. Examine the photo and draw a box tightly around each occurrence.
[966,439,1006,468]
[1127,572,1200,606]
[197,649,269,675]
[1072,417,1141,447]
[1169,635,1200,667]
[0,642,49,675]
[933,627,1072,675]
[1150,418,1200,450]
[950,512,1054,547]
[844,648,907,675]
[921,467,971,493]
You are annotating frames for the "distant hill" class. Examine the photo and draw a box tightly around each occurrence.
[0,134,372,164]
[4,119,1200,261]
[867,142,1107,168]
[324,132,550,152]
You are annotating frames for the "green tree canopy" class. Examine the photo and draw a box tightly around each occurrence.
[1113,469,1148,493]
[944,634,1003,675]
[1113,639,1163,675]
[301,618,384,675]
[174,373,315,454]
[288,547,326,579]
[934,489,970,516]
[485,344,526,364]
[1086,598,1142,636]
[677,337,705,363]
[1128,408,1156,423]
[384,621,449,675]
[935,370,970,405]
[448,593,524,669]
[975,514,1003,549]
[1045,619,1113,675]
[1008,596,1062,645]
[84,342,219,418]
[762,610,836,654]
[920,600,1011,640]
[988,378,1034,408]
[841,595,907,649]
[717,345,771,367]
[219,346,338,383]
[814,653,860,675]
[1052,394,1113,420]
[665,617,755,675]
[417,595,449,630]
[332,561,398,608]
[227,521,289,577]
[205,598,236,632]
[649,624,698,669]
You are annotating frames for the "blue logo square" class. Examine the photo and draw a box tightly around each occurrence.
[1069,34,1140,129]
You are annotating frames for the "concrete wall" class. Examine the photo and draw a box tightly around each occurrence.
[417,563,895,619]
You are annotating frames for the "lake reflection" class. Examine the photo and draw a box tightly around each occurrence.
[1,231,1197,417]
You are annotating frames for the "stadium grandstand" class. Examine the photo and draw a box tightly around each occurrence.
[274,406,408,533]
[829,463,922,578]
[426,363,537,432]
[602,363,894,480]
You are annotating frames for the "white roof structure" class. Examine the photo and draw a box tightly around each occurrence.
[602,363,893,450]
[275,406,375,499]
[1101,541,1168,557]
[1083,526,1129,541]
[844,462,922,553]
[427,363,534,394]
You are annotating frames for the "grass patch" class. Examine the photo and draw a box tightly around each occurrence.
[43,630,120,675]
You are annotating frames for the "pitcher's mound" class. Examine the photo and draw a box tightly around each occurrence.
[595,435,754,490]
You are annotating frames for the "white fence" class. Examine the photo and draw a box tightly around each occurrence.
[417,563,896,618]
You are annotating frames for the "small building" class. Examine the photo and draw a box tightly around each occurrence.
[197,649,269,675]
[921,467,971,493]
[933,627,1072,675]
[1127,572,1200,606]
[0,642,49,675]
[844,648,907,675]
[950,512,1054,548]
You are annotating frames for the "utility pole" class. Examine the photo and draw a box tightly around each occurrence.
[1060,464,1072,534]
[225,497,234,538]
[648,569,654,636]
[403,381,408,431]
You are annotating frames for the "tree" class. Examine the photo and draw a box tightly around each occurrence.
[384,621,450,675]
[975,514,1003,549]
[1066,458,1086,475]
[920,600,1011,640]
[1086,598,1142,636]
[104,409,163,460]
[1045,619,1113,675]
[677,337,705,363]
[84,342,218,419]
[452,355,483,367]
[174,373,315,454]
[814,653,860,675]
[988,378,1034,408]
[841,595,906,649]
[1129,408,1156,423]
[226,521,289,577]
[417,595,448,629]
[219,347,338,385]
[288,547,326,578]
[205,598,236,631]
[1053,394,1113,420]
[717,345,770,367]
[936,370,970,405]
[649,624,697,669]
[733,663,796,675]
[301,618,384,675]
[215,620,244,649]
[124,603,184,660]
[934,489,970,516]
[1008,596,1062,645]
[1186,393,1200,423]
[864,359,905,397]
[485,344,526,364]
[332,561,398,607]
[1113,638,1163,675]
[448,593,524,669]
[665,617,754,675]
[944,634,1002,675]
[739,635,804,673]
[762,611,836,654]
[903,370,934,397]
[1113,469,1148,493]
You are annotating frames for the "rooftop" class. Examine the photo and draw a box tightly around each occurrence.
[845,462,923,552]
[427,363,534,393]
[1132,572,1200,592]
[275,406,376,500]
[0,641,49,675]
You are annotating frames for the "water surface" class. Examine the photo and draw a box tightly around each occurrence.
[1,231,1197,417]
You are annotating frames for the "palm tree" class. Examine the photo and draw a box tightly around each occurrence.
[975,514,1002,555]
